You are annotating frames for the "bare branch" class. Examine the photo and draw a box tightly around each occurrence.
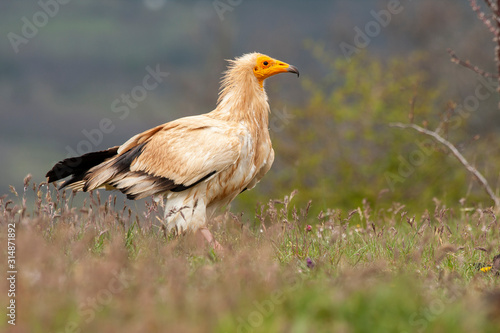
[389,122,500,208]
[496,0,500,88]
[447,48,498,78]
[483,0,495,10]
[408,93,416,124]
[469,0,499,34]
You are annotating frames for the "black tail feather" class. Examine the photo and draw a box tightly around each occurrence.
[46,147,119,189]
[46,143,216,199]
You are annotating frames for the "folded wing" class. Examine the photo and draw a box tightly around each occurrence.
[62,116,242,200]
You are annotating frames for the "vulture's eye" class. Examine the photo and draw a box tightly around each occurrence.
[263,61,268,66]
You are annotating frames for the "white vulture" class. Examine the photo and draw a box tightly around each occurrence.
[46,52,299,248]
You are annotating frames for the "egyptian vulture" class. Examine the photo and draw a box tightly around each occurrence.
[46,52,299,248]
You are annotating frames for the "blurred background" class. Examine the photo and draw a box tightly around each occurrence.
[1,0,499,215]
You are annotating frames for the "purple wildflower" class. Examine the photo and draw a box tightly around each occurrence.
[306,257,315,269]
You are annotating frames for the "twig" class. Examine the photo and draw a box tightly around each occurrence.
[447,48,498,78]
[389,122,500,208]
[466,0,500,93]
[408,93,416,124]
[483,0,495,10]
[495,0,500,88]
[469,0,499,34]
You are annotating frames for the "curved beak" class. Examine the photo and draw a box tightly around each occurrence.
[287,65,300,77]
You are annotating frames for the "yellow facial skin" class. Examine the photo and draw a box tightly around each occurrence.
[253,55,299,86]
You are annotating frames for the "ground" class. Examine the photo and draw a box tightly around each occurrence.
[1,184,500,333]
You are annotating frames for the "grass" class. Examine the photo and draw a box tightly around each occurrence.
[1,179,500,332]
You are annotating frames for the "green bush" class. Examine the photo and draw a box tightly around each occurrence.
[238,47,498,215]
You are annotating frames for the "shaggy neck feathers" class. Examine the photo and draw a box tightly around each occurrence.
[210,53,270,127]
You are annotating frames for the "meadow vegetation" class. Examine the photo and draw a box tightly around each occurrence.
[1,176,500,332]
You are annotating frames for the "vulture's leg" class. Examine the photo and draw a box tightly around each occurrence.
[199,227,223,251]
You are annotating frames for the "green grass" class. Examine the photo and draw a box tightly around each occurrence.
[1,180,500,332]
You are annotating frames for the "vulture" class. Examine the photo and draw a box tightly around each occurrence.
[46,52,299,248]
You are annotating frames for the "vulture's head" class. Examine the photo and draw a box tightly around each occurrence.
[224,52,299,88]
[251,53,299,82]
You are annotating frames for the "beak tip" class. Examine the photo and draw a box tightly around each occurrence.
[287,65,300,78]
